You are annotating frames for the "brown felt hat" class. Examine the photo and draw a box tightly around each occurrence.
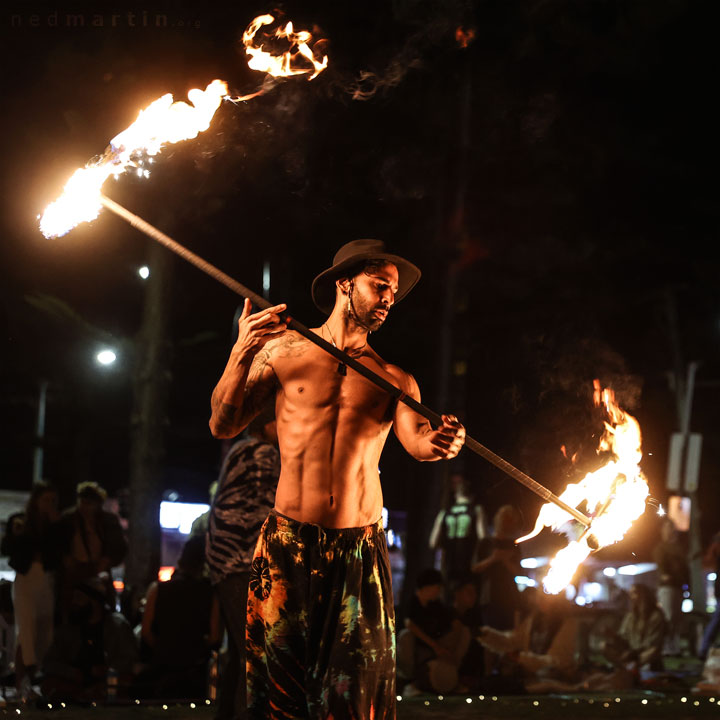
[311,239,421,315]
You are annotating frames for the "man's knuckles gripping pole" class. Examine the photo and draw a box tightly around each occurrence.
[434,414,466,459]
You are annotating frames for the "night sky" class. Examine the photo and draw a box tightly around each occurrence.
[1,1,718,562]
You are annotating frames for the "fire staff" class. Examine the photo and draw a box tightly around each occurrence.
[209,239,465,719]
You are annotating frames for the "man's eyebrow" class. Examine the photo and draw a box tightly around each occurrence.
[365,271,399,289]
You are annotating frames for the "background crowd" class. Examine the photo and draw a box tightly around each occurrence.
[2,460,719,710]
[396,472,720,698]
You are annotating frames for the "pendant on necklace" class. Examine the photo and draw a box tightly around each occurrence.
[337,362,347,376]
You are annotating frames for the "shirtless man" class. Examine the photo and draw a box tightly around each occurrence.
[209,239,465,720]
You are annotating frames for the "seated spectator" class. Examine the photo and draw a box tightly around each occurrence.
[523,582,667,694]
[397,568,471,695]
[602,581,666,672]
[450,574,485,691]
[137,536,221,700]
[477,587,581,693]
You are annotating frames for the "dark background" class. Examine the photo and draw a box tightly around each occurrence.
[1,1,718,566]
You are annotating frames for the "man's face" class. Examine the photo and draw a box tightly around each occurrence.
[345,262,399,331]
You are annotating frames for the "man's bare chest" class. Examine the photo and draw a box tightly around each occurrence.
[273,342,396,417]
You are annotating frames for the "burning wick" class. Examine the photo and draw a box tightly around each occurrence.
[38,13,327,239]
[517,380,650,594]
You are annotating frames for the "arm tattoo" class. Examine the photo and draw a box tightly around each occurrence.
[210,347,277,436]
[211,401,245,437]
[275,332,311,358]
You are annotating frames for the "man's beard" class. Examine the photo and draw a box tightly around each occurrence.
[347,286,387,332]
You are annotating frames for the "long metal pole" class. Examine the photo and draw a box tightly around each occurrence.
[99,193,592,527]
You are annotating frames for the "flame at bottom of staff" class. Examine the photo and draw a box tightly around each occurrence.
[517,381,650,595]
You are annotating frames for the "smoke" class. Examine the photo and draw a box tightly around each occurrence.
[339,9,472,101]
[346,45,425,101]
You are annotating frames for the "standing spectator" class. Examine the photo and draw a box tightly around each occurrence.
[206,408,279,720]
[189,481,218,539]
[472,504,522,678]
[653,518,688,655]
[472,504,522,631]
[429,473,486,587]
[699,531,720,660]
[140,535,221,699]
[57,482,128,620]
[1,481,61,701]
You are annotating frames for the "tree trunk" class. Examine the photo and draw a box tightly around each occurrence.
[125,238,174,595]
[401,52,473,610]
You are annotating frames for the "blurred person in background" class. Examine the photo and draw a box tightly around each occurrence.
[472,505,523,630]
[652,518,689,656]
[698,530,720,660]
[57,482,127,620]
[536,581,668,693]
[139,535,221,699]
[477,587,582,693]
[429,473,486,588]
[1,481,61,701]
[397,568,471,695]
[449,573,485,691]
[206,406,279,720]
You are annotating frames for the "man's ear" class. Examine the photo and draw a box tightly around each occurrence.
[336,278,351,295]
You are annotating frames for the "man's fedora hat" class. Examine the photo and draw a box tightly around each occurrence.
[311,239,421,315]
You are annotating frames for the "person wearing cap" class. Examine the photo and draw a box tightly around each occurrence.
[209,239,465,719]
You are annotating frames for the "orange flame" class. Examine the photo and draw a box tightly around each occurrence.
[242,14,328,80]
[455,27,476,49]
[39,14,328,238]
[517,381,649,594]
[39,80,227,238]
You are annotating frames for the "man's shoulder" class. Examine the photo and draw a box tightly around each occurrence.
[266,330,313,359]
[367,349,414,389]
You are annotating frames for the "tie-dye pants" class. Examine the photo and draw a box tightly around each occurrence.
[246,509,396,719]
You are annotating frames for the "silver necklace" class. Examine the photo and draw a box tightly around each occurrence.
[323,323,367,376]
[323,323,347,375]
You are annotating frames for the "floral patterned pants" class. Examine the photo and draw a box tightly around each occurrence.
[246,510,396,720]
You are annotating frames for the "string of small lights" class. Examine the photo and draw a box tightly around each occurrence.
[3,694,720,716]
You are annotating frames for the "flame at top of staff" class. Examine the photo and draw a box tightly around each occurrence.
[517,380,650,594]
[39,13,328,239]
[243,14,328,80]
[39,80,228,239]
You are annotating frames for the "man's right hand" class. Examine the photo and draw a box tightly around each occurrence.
[232,298,287,360]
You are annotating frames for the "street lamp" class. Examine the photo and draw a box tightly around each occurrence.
[138,265,150,280]
[32,347,119,484]
[96,348,118,366]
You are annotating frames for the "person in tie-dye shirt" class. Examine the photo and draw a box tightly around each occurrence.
[209,240,466,719]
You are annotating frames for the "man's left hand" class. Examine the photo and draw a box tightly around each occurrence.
[428,414,466,459]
